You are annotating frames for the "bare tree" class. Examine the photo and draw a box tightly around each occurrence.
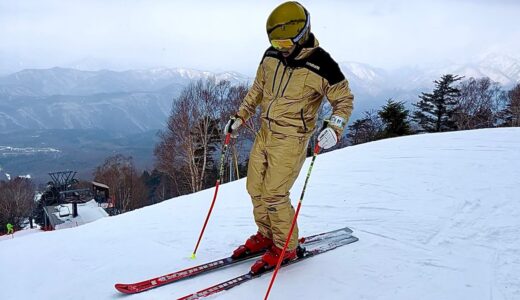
[0,178,34,231]
[156,80,220,193]
[155,79,253,194]
[153,179,169,203]
[346,110,384,145]
[154,136,181,194]
[501,83,520,127]
[454,77,506,130]
[93,155,147,214]
[214,83,255,180]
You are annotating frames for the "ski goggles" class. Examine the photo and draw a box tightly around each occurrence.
[269,15,310,52]
[270,39,295,51]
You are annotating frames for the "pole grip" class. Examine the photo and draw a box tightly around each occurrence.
[313,143,321,155]
[313,120,328,154]
[224,132,231,145]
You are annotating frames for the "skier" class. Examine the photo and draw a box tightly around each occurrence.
[225,1,354,273]
[6,223,14,235]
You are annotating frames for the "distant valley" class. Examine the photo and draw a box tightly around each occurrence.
[0,129,159,184]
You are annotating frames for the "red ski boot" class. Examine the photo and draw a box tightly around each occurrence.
[232,232,273,259]
[250,245,300,274]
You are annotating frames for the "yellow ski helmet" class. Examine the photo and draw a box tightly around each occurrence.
[266,2,310,51]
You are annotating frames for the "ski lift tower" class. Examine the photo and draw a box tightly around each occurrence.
[49,171,79,192]
[47,171,91,217]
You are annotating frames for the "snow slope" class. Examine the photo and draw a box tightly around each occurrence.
[1,128,519,300]
[0,229,41,242]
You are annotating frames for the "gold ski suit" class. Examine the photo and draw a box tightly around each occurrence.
[237,35,354,249]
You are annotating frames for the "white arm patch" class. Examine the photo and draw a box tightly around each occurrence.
[329,115,346,129]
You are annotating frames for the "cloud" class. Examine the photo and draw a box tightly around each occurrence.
[0,0,518,74]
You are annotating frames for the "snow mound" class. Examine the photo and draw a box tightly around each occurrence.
[0,128,519,300]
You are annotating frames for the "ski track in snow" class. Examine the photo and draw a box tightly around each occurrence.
[0,128,519,300]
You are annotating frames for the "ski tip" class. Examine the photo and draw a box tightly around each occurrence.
[190,253,197,260]
[114,283,133,294]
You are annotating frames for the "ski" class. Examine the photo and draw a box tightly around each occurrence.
[178,231,358,300]
[114,251,262,294]
[115,227,353,294]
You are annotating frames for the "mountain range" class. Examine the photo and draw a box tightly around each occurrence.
[0,67,249,134]
[0,54,519,181]
[339,53,520,109]
[1,53,518,134]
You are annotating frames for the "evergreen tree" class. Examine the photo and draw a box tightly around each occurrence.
[413,74,463,132]
[379,99,411,138]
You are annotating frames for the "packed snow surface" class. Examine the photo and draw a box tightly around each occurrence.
[1,128,519,300]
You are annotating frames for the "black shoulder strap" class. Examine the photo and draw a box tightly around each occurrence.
[298,47,345,85]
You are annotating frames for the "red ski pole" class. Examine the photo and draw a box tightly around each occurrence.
[263,124,327,300]
[191,131,232,259]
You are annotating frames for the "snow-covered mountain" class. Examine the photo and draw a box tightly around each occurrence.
[335,53,520,116]
[478,54,520,83]
[339,62,390,96]
[1,128,519,299]
[0,67,250,97]
[0,67,250,133]
[1,54,519,134]
[1,55,519,99]
[382,53,520,91]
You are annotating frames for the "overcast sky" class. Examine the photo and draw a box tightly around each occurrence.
[1,0,519,75]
